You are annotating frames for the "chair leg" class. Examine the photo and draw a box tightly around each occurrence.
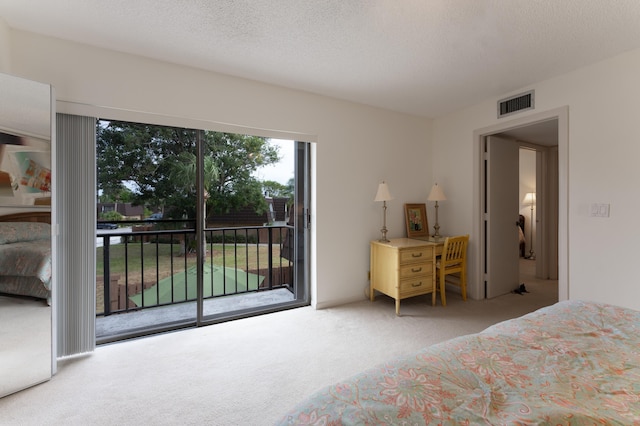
[439,272,447,307]
[461,270,467,301]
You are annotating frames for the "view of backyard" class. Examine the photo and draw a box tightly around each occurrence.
[95,120,300,340]
[96,234,285,315]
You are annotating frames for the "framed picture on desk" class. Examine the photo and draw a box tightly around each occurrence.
[404,203,429,238]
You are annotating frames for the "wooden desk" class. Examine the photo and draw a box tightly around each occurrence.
[410,237,445,257]
[370,238,444,315]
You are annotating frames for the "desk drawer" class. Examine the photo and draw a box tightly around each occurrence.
[399,262,432,279]
[399,277,433,297]
[399,247,433,264]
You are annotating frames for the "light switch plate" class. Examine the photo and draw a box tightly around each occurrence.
[589,203,610,217]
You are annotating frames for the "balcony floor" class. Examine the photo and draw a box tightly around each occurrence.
[96,288,294,340]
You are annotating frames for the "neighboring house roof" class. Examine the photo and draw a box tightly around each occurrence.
[208,205,268,226]
[98,203,144,218]
[270,197,289,222]
[207,197,289,227]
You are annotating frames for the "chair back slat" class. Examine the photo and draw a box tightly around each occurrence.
[442,235,469,267]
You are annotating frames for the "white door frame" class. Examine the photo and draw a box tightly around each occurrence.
[534,144,559,281]
[472,106,569,301]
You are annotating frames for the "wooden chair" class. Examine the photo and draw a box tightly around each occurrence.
[435,234,469,306]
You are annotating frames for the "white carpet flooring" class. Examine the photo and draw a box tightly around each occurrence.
[0,259,556,425]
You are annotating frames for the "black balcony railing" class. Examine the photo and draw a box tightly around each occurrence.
[96,220,294,316]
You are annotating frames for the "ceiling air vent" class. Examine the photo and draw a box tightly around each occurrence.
[497,90,534,118]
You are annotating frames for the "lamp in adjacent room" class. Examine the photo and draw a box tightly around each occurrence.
[374,181,393,242]
[427,183,447,238]
[522,192,536,260]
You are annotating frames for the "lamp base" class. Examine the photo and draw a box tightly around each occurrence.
[379,225,389,243]
[432,202,441,239]
[378,202,390,242]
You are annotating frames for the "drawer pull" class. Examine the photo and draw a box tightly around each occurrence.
[411,267,422,272]
[411,252,423,258]
[411,282,422,287]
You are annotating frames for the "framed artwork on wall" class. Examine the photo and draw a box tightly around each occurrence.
[404,203,429,238]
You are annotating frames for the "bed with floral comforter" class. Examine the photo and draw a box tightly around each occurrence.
[278,300,640,425]
[0,221,52,303]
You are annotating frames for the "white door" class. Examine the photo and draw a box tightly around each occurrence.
[485,135,520,298]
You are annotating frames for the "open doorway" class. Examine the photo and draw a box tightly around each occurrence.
[498,121,559,287]
[476,107,567,305]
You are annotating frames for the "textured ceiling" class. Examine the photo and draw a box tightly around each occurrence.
[2,1,640,118]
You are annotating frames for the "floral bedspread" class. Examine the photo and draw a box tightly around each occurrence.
[278,300,640,425]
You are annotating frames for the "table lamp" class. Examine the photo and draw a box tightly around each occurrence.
[374,181,393,242]
[427,183,446,238]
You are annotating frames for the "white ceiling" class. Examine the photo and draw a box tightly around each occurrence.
[2,0,640,123]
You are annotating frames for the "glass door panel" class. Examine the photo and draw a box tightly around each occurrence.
[198,137,310,325]
[96,120,310,341]
[95,120,198,341]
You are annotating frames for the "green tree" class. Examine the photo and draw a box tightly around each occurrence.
[262,180,292,198]
[97,120,197,212]
[97,120,280,219]
[99,210,123,222]
[99,186,135,204]
[286,177,294,195]
[204,132,279,217]
[168,151,219,218]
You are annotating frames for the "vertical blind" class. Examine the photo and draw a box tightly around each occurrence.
[55,113,96,357]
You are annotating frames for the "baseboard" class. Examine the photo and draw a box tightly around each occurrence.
[314,294,366,310]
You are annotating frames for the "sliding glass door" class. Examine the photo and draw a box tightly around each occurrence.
[197,135,311,325]
[95,119,310,342]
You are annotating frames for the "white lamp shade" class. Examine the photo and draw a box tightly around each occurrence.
[374,181,393,202]
[427,183,447,201]
[522,192,536,205]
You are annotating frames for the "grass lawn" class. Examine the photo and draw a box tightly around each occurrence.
[96,242,282,314]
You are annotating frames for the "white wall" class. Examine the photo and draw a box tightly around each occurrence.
[0,18,10,72]
[433,47,640,311]
[8,28,639,311]
[4,29,432,309]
